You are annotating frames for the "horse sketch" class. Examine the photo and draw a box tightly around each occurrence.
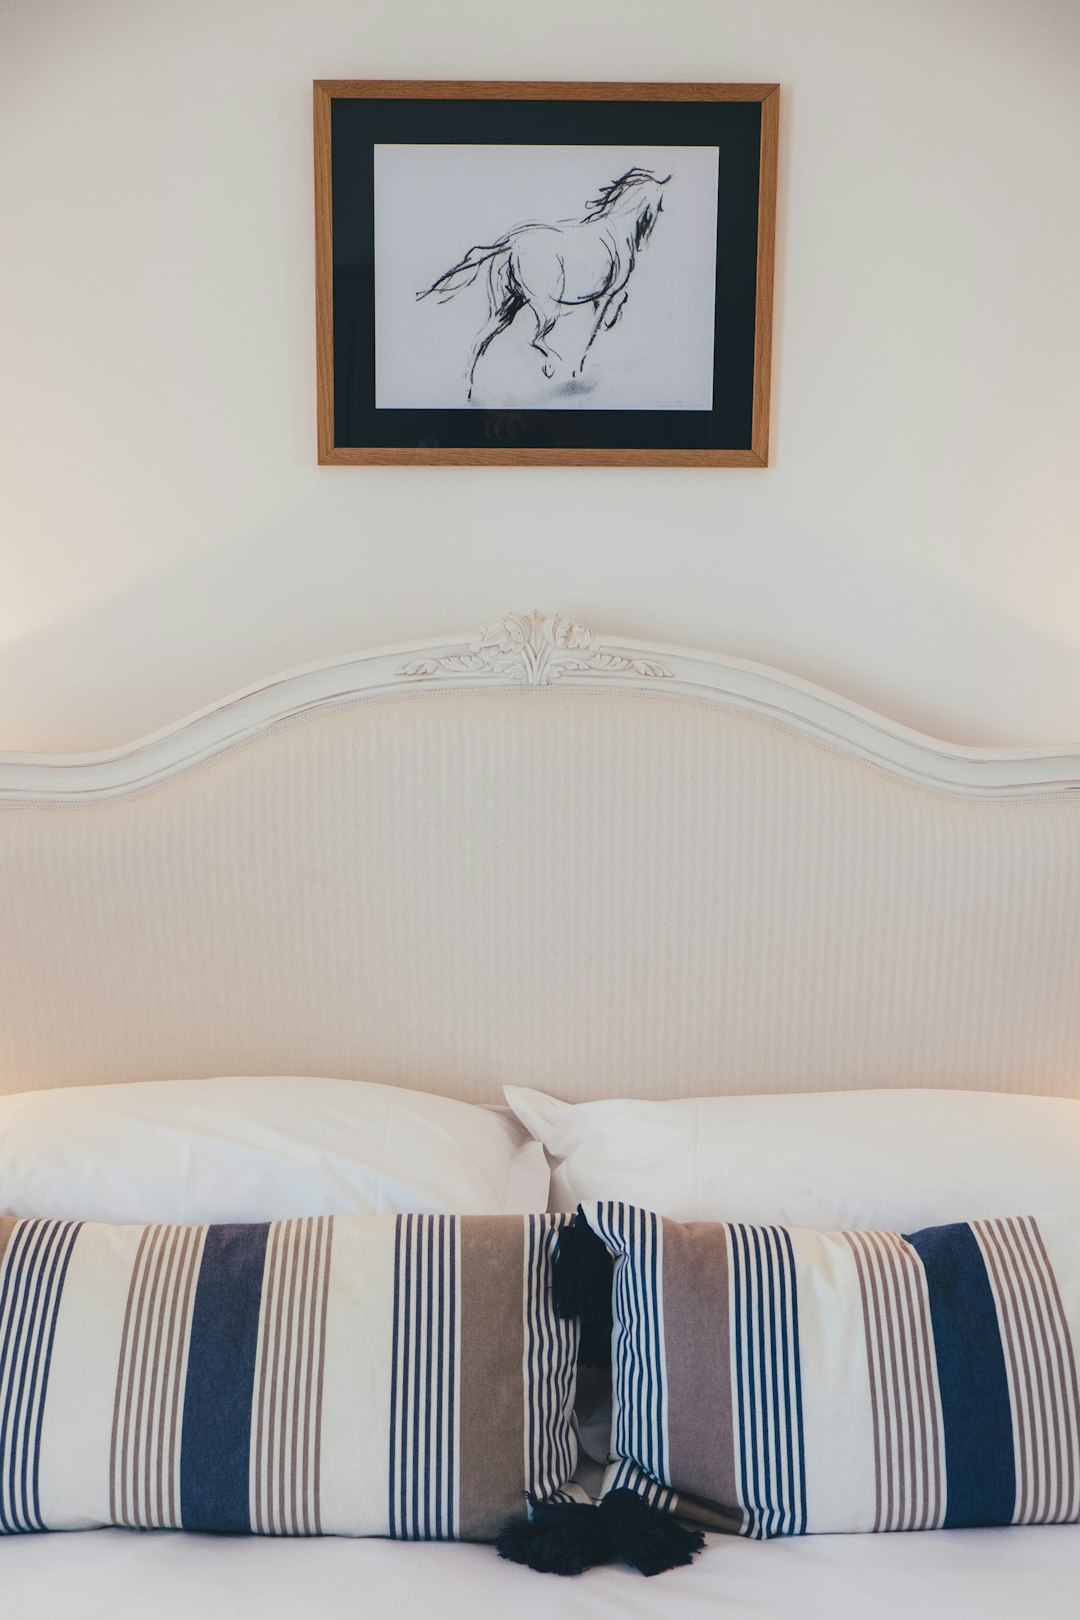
[416,169,670,401]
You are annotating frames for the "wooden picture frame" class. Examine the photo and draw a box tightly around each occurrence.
[314,81,779,467]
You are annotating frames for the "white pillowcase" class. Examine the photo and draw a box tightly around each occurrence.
[505,1085,1080,1230]
[0,1076,549,1223]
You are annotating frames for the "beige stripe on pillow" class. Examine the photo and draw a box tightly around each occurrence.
[0,1217,15,1273]
[664,1222,744,1533]
[458,1217,527,1541]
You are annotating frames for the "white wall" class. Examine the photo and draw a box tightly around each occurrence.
[0,0,1077,752]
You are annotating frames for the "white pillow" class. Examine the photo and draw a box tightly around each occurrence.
[505,1085,1080,1230]
[0,1076,549,1223]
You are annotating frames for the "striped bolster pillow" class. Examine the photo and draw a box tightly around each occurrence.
[583,1201,1080,1537]
[0,1212,579,1538]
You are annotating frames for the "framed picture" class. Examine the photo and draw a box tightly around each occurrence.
[314,80,779,467]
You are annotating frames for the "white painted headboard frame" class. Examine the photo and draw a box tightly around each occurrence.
[2,610,1079,802]
[2,611,1079,1103]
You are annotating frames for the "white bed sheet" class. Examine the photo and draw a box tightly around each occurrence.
[4,1525,1079,1619]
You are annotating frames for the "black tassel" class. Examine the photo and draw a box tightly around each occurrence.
[495,1496,614,1576]
[599,1489,706,1576]
[495,1491,706,1577]
[552,1209,613,1370]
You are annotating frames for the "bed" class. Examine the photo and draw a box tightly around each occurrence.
[2,607,1080,1615]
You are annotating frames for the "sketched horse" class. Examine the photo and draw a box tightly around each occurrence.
[417,169,670,400]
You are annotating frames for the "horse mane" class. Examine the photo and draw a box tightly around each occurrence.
[584,168,663,219]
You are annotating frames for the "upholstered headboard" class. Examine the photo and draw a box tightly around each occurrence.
[1,611,1079,1102]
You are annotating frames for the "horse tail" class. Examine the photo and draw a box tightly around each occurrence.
[416,239,511,302]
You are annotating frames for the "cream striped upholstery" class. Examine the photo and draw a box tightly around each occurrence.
[1,686,1078,1101]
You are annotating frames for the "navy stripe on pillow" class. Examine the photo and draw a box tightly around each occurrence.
[905,1221,1015,1528]
[180,1223,270,1533]
[0,1221,80,1533]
